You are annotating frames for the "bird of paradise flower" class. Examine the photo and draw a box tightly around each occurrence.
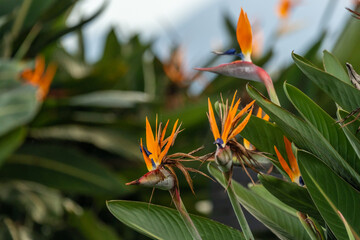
[274,136,304,186]
[127,117,209,240]
[20,55,57,101]
[195,8,280,106]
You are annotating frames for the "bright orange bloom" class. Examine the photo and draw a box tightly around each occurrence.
[163,47,186,85]
[208,92,254,148]
[274,136,302,185]
[141,117,179,171]
[277,0,300,19]
[244,107,269,150]
[21,56,57,100]
[236,8,253,61]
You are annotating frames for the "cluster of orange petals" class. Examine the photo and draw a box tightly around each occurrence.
[274,136,301,183]
[140,117,179,171]
[21,56,57,100]
[208,92,255,147]
[236,8,253,61]
[243,107,269,150]
[163,48,186,85]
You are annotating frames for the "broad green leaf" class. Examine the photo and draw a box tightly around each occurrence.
[292,52,360,112]
[240,115,285,156]
[258,174,323,224]
[322,50,350,84]
[298,150,360,240]
[337,109,360,159]
[0,127,26,166]
[30,125,141,161]
[0,85,39,136]
[107,200,244,240]
[69,90,151,108]
[284,83,360,180]
[0,144,130,196]
[208,163,310,240]
[247,84,360,188]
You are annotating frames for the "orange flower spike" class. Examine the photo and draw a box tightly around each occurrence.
[277,0,291,19]
[233,100,255,123]
[236,8,253,61]
[221,93,241,143]
[207,98,221,141]
[38,62,57,99]
[274,146,294,181]
[228,106,253,140]
[284,136,300,177]
[145,117,157,161]
[140,139,154,171]
[160,119,170,148]
[158,119,179,163]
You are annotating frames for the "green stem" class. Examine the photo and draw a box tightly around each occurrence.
[170,188,202,240]
[265,79,280,106]
[224,172,254,240]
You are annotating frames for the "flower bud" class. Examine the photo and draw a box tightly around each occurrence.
[126,167,175,190]
[215,145,233,172]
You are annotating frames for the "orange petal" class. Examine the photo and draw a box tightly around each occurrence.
[243,138,255,150]
[274,145,294,181]
[38,63,56,100]
[158,119,179,163]
[222,95,240,143]
[145,117,157,160]
[263,114,270,121]
[228,106,253,140]
[256,107,263,118]
[284,136,300,178]
[236,8,252,60]
[277,0,291,19]
[141,139,154,171]
[160,119,170,148]
[233,100,256,123]
[207,98,220,141]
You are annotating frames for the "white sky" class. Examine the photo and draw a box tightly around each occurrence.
[63,0,357,76]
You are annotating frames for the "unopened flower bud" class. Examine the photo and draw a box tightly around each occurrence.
[126,167,175,190]
[215,145,233,172]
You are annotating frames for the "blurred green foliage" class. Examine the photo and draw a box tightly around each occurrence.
[0,0,359,239]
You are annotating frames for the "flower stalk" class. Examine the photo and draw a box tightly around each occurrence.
[224,171,254,240]
[170,187,202,240]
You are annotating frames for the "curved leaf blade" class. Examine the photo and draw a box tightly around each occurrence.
[247,84,360,188]
[292,52,360,112]
[258,174,323,224]
[323,50,350,84]
[208,163,310,240]
[298,150,360,240]
[107,200,244,240]
[284,83,360,180]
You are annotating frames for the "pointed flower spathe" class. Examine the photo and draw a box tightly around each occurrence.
[21,55,57,101]
[274,136,303,185]
[237,8,253,61]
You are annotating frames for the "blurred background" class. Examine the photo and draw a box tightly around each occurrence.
[0,0,359,239]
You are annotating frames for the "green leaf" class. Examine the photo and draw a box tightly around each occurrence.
[0,85,39,136]
[69,90,151,108]
[0,144,130,196]
[298,150,360,240]
[292,52,360,112]
[322,50,350,84]
[107,200,244,240]
[258,174,323,224]
[337,108,360,159]
[30,125,142,161]
[247,84,360,188]
[0,127,27,167]
[284,83,360,183]
[208,163,310,240]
